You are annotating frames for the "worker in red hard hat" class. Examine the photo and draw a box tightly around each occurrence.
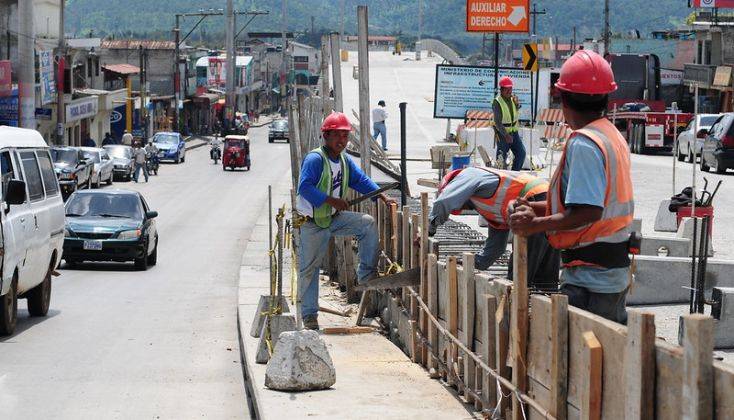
[429,166,559,289]
[509,50,634,324]
[295,111,395,330]
[492,76,526,171]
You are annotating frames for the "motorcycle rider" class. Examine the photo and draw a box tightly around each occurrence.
[210,135,223,162]
[145,141,160,174]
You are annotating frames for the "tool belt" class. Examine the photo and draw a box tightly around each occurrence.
[561,241,631,269]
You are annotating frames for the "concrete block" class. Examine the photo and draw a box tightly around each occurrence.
[265,330,336,391]
[712,287,734,348]
[250,295,291,337]
[640,235,691,257]
[676,217,714,256]
[627,256,734,305]
[654,200,678,232]
[256,314,297,364]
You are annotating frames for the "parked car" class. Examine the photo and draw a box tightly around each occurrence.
[62,189,159,271]
[0,127,65,335]
[151,132,186,164]
[50,146,93,197]
[676,114,720,163]
[103,145,134,181]
[268,119,290,143]
[701,113,734,174]
[80,147,114,188]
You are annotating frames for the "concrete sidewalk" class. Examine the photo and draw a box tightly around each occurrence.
[237,180,477,420]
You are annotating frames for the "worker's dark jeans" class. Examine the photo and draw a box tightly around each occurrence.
[497,131,527,171]
[507,232,561,291]
[560,284,628,324]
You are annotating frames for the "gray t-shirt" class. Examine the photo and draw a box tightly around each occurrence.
[429,167,500,226]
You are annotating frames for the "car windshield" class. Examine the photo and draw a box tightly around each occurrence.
[83,151,101,163]
[154,134,179,144]
[272,121,288,130]
[65,193,143,219]
[105,146,132,159]
[51,149,78,164]
[700,116,719,127]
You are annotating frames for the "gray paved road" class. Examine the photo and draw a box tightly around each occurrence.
[0,126,291,419]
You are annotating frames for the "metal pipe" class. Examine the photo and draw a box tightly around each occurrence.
[400,102,407,207]
[690,217,698,314]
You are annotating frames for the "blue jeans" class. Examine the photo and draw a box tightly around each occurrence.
[373,121,387,149]
[133,162,148,182]
[476,226,510,270]
[297,211,379,318]
[497,131,527,171]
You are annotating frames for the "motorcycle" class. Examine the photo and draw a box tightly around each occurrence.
[210,143,222,164]
[146,152,159,176]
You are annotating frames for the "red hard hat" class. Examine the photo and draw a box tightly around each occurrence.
[555,50,617,95]
[498,76,513,88]
[321,112,352,132]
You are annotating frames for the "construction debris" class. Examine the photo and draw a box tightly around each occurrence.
[264,330,336,391]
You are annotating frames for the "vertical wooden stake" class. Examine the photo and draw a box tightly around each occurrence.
[427,253,439,374]
[495,292,511,416]
[550,294,569,420]
[390,203,398,262]
[483,294,498,410]
[401,206,411,304]
[420,192,429,367]
[409,319,419,363]
[624,310,655,420]
[511,235,529,420]
[682,314,714,420]
[410,214,420,270]
[581,331,603,420]
[447,256,459,386]
[462,253,476,404]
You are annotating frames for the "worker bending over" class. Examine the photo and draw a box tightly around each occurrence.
[493,76,527,171]
[296,112,394,330]
[510,50,634,324]
[429,167,560,290]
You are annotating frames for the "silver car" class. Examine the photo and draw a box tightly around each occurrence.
[80,147,114,188]
[103,145,134,182]
[677,114,721,163]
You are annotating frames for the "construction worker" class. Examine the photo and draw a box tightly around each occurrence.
[509,50,634,324]
[296,112,395,330]
[492,76,526,171]
[429,167,559,290]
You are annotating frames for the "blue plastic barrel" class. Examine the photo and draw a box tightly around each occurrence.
[451,154,471,170]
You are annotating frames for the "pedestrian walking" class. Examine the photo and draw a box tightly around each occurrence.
[372,100,388,150]
[492,77,527,170]
[296,112,395,331]
[82,136,96,147]
[429,167,559,289]
[121,130,134,146]
[102,132,115,146]
[510,50,634,324]
[132,142,149,183]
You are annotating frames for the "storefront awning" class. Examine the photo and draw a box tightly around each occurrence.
[193,93,220,105]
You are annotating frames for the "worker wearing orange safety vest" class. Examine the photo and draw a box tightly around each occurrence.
[429,166,560,289]
[509,50,634,324]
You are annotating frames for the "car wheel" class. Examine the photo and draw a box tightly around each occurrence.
[176,155,181,164]
[107,173,113,185]
[65,258,79,268]
[0,275,18,336]
[701,155,711,172]
[716,160,727,174]
[27,263,52,317]
[269,138,274,143]
[147,238,158,266]
[134,243,149,271]
[677,144,685,162]
[95,175,102,189]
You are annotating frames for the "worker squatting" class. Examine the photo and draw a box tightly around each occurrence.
[469,2,509,27]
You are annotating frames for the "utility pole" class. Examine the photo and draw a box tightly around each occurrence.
[281,0,287,111]
[226,0,236,125]
[18,0,36,129]
[329,32,343,112]
[603,0,610,55]
[320,35,330,100]
[340,0,345,40]
[55,0,66,144]
[416,0,423,61]
[311,16,315,35]
[572,26,577,51]
[530,4,546,36]
[357,5,371,176]
[173,15,180,132]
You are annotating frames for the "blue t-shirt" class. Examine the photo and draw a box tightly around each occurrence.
[559,134,629,294]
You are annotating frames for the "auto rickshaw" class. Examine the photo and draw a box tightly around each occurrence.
[222,135,251,171]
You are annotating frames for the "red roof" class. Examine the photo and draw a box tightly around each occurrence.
[101,40,176,50]
[102,63,140,75]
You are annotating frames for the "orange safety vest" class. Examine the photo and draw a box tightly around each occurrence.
[546,118,634,258]
[469,168,549,230]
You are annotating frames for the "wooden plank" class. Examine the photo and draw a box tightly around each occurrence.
[401,206,411,304]
[427,253,439,374]
[511,235,529,420]
[390,203,398,262]
[682,314,714,420]
[624,310,656,420]
[478,145,492,166]
[550,294,569,420]
[417,178,439,188]
[447,256,459,386]
[322,326,375,335]
[409,319,419,363]
[483,294,498,409]
[343,237,359,303]
[410,214,420,271]
[462,253,476,404]
[713,361,734,419]
[496,292,511,415]
[420,192,429,367]
[581,331,603,420]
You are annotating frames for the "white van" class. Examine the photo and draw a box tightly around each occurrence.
[0,127,65,335]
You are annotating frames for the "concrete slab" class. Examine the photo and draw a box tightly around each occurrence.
[654,200,678,232]
[640,235,691,257]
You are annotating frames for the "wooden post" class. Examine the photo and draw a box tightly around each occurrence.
[410,214,420,270]
[377,200,385,252]
[320,35,330,102]
[682,314,714,420]
[427,253,439,376]
[581,331,603,420]
[550,294,569,420]
[390,203,398,262]
[483,295,498,410]
[356,5,371,176]
[410,319,419,363]
[420,193,430,367]
[401,206,411,305]
[462,253,476,404]
[495,292,511,415]
[328,32,343,112]
[511,235,529,420]
[447,256,459,386]
[624,310,655,420]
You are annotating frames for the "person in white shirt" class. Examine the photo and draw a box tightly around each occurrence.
[372,100,388,151]
[121,130,133,146]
